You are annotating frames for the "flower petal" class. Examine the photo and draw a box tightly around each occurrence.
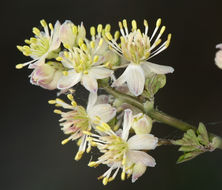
[57,70,81,90]
[121,109,133,141]
[132,162,147,183]
[142,62,174,74]
[125,64,145,96]
[87,92,97,111]
[216,43,222,50]
[127,150,156,167]
[50,21,61,51]
[59,20,76,48]
[88,104,116,123]
[81,74,98,93]
[127,134,158,150]
[89,67,113,79]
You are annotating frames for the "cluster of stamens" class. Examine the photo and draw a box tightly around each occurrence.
[105,18,171,64]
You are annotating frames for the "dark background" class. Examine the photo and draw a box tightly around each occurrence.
[2,0,222,189]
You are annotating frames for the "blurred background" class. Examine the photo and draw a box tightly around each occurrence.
[2,0,222,189]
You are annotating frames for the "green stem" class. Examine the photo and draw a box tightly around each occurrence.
[104,86,222,150]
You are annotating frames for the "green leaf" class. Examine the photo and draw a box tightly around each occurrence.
[197,122,209,145]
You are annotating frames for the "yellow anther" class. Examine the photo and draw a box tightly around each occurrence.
[97,24,103,33]
[49,23,53,31]
[55,104,61,107]
[156,18,162,27]
[86,146,91,153]
[24,39,31,44]
[104,61,111,68]
[83,70,88,74]
[121,171,126,181]
[105,24,111,32]
[90,26,96,36]
[88,161,98,167]
[91,141,97,146]
[63,43,71,49]
[97,176,104,180]
[102,177,108,185]
[131,20,137,31]
[48,100,56,104]
[82,131,92,136]
[144,51,150,58]
[81,43,88,51]
[71,101,77,107]
[113,124,120,131]
[72,25,78,34]
[61,138,70,145]
[96,126,106,132]
[93,55,99,63]
[120,36,125,43]
[98,38,103,47]
[108,177,114,182]
[144,19,148,27]
[56,56,63,61]
[90,41,95,49]
[165,33,172,48]
[95,116,101,121]
[16,45,23,52]
[40,19,47,27]
[54,109,62,114]
[105,32,113,41]
[75,151,84,161]
[64,51,69,58]
[30,37,37,43]
[63,71,68,76]
[102,123,111,130]
[15,64,24,69]
[77,138,82,146]
[67,94,73,101]
[155,39,162,46]
[160,26,166,35]
[32,27,40,36]
[78,38,84,47]
[114,31,120,40]
[123,19,127,28]
[118,21,123,29]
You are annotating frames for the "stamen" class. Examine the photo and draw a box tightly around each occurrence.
[131,20,137,31]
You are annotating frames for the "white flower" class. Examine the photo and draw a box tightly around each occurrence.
[56,28,114,93]
[16,19,61,69]
[87,109,158,185]
[215,44,222,69]
[105,19,174,96]
[49,92,116,160]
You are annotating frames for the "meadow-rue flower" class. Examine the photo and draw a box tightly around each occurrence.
[49,92,116,160]
[59,20,86,49]
[16,19,61,69]
[215,43,222,69]
[56,37,113,93]
[87,109,158,184]
[30,61,65,90]
[105,19,174,96]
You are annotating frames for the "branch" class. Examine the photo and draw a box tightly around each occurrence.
[103,86,222,150]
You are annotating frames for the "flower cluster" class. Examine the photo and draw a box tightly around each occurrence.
[16,18,173,184]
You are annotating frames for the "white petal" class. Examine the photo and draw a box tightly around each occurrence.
[87,92,97,111]
[121,109,133,141]
[50,21,61,51]
[132,162,147,183]
[127,134,158,150]
[59,20,76,48]
[125,64,145,96]
[57,70,81,90]
[81,74,98,93]
[89,67,113,79]
[142,62,174,74]
[88,104,116,123]
[127,150,156,167]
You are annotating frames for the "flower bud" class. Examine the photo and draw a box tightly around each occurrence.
[132,114,153,134]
